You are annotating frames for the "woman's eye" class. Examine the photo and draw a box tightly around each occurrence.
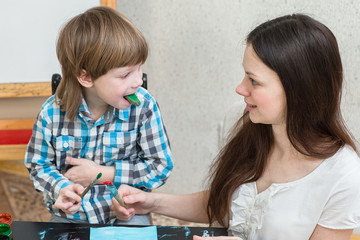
[250,78,258,85]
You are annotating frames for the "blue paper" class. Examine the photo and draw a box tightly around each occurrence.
[90,226,157,240]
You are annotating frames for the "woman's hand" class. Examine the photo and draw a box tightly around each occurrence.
[111,184,155,221]
[193,236,242,240]
[54,184,84,214]
[112,186,209,224]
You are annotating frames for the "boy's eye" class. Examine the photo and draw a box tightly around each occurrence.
[121,73,129,78]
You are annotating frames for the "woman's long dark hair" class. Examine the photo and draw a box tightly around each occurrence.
[207,14,357,226]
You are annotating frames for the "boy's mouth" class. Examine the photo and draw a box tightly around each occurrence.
[124,94,141,106]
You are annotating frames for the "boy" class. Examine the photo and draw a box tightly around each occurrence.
[25,6,173,225]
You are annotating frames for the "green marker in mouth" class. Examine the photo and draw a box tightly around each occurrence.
[125,94,141,106]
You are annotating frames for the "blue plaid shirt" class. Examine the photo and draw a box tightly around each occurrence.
[25,87,173,224]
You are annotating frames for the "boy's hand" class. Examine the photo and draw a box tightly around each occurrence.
[63,156,99,186]
[111,185,154,221]
[54,184,84,214]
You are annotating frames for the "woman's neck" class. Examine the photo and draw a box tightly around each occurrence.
[271,124,303,161]
[271,124,320,163]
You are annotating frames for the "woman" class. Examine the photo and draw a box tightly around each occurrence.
[111,14,360,240]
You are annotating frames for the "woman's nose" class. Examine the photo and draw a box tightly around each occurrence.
[235,79,250,96]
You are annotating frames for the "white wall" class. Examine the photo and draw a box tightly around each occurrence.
[116,0,360,194]
[0,0,99,84]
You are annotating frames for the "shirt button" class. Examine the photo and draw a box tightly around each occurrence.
[63,142,69,148]
[88,153,93,158]
[249,208,252,212]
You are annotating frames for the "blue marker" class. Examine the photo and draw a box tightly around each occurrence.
[103,181,127,208]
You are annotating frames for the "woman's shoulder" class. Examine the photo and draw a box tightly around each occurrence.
[329,145,360,168]
[317,146,360,229]
[326,145,360,182]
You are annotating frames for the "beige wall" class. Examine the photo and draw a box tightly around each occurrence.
[116,0,360,194]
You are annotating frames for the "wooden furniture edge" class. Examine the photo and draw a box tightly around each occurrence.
[0,118,35,129]
[0,82,51,98]
[100,0,116,9]
[0,161,29,177]
[0,144,27,161]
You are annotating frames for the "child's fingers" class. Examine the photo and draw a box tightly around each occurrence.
[66,156,83,166]
[65,156,73,164]
[66,203,81,214]
[54,195,76,210]
[54,198,69,210]
[73,184,85,195]
[67,191,82,203]
[62,186,82,203]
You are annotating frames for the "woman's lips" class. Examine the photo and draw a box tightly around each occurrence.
[246,103,257,111]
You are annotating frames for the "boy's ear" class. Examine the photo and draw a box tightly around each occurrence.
[77,70,93,88]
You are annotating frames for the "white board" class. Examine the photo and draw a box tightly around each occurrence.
[0,0,99,83]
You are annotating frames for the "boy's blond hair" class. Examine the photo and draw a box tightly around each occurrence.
[55,6,148,120]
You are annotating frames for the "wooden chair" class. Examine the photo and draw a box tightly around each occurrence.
[0,82,52,176]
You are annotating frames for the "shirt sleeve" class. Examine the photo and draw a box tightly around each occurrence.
[318,166,360,229]
[113,96,173,190]
[24,106,73,201]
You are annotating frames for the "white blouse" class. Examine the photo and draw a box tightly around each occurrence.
[228,145,360,240]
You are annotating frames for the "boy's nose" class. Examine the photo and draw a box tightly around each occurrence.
[132,69,143,88]
[133,76,143,88]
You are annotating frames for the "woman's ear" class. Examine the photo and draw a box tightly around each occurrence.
[77,70,93,88]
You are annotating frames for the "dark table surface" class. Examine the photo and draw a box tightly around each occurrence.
[12,221,228,240]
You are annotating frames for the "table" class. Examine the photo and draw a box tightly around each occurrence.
[12,221,228,239]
